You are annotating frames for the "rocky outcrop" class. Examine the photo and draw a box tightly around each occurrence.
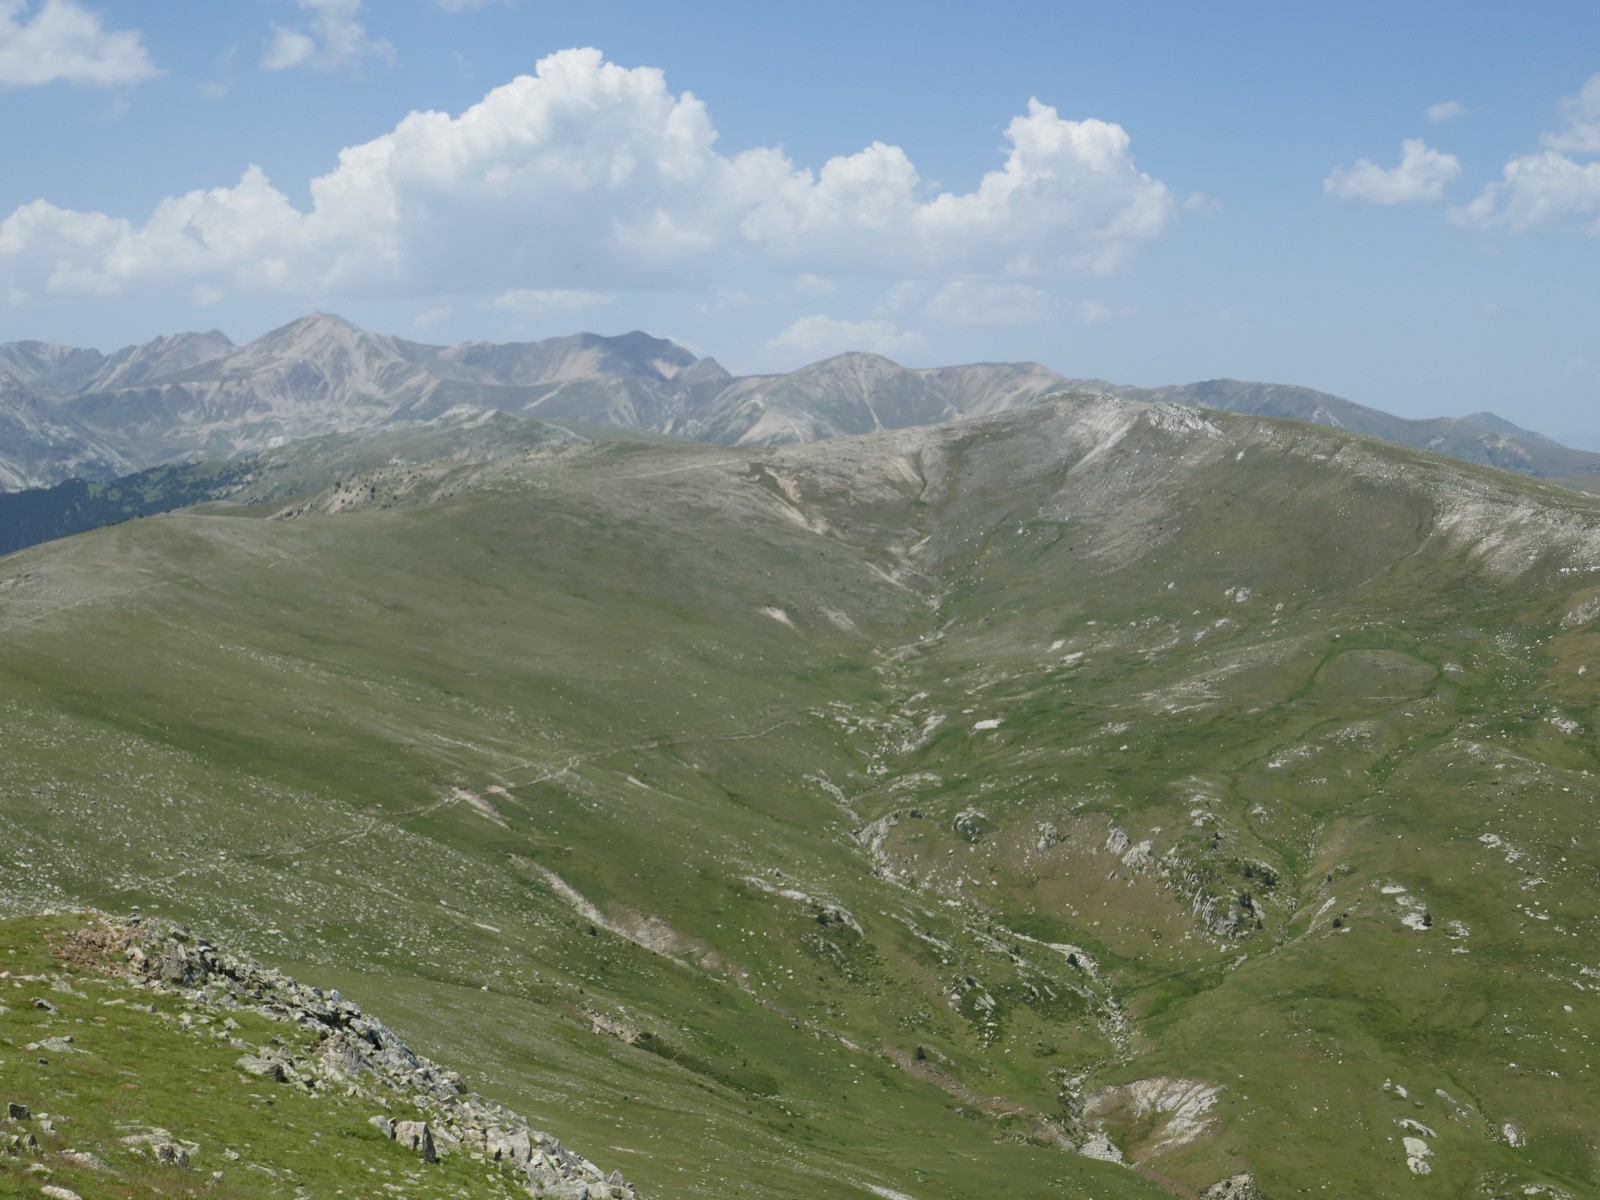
[61,913,637,1200]
[1201,1174,1263,1200]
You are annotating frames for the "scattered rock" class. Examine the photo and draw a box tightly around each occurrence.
[8,1103,29,1120]
[394,1120,436,1164]
[236,1055,287,1083]
[25,1038,78,1054]
[1402,1135,1432,1175]
[40,1186,83,1200]
[1084,1076,1220,1158]
[153,1142,190,1167]
[1201,1174,1262,1200]
[1077,1131,1124,1163]
[54,913,638,1200]
[60,1149,113,1172]
[119,1128,198,1167]
[953,808,988,841]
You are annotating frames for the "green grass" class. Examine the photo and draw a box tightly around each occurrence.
[0,915,517,1200]
[2,394,1600,1198]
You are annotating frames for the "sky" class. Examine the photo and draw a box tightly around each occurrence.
[2,1,1600,436]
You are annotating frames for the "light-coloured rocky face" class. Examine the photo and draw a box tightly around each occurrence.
[69,912,637,1200]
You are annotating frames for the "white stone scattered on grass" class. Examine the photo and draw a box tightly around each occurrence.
[1402,1136,1432,1174]
[1077,1131,1124,1163]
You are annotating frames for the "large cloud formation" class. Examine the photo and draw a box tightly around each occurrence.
[1452,74,1600,235]
[0,48,1175,305]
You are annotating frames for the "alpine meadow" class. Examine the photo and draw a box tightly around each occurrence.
[4,5,1600,1200]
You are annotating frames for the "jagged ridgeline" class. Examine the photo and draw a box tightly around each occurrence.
[6,311,1598,505]
[2,912,632,1199]
[4,393,1600,1198]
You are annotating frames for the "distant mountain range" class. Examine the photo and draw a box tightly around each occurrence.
[2,311,1597,493]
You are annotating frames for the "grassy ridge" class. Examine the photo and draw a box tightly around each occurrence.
[1,394,1599,1197]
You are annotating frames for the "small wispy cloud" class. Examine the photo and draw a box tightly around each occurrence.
[1427,100,1469,124]
[1071,299,1113,326]
[487,288,616,313]
[922,281,1054,327]
[769,314,924,359]
[262,0,394,73]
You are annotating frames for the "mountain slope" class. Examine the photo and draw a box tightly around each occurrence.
[0,369,128,489]
[4,397,1600,1197]
[409,329,702,388]
[61,313,443,462]
[45,318,1066,467]
[1066,376,1600,487]
[688,352,957,444]
[13,311,1600,508]
[0,911,633,1199]
[80,329,235,393]
[0,406,576,558]
[917,360,1067,417]
[0,339,108,400]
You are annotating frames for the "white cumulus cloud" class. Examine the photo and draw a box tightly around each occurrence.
[1544,74,1600,154]
[1450,151,1600,235]
[262,0,394,73]
[1427,100,1469,124]
[1452,75,1600,235]
[0,0,159,89]
[0,48,1177,309]
[743,98,1173,279]
[1324,139,1461,204]
[769,315,924,359]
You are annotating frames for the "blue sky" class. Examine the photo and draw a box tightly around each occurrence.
[3,1,1599,436]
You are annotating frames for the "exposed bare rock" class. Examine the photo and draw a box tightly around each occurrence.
[1201,1173,1263,1200]
[59,912,639,1200]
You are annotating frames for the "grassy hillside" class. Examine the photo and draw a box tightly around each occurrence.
[0,911,580,1200]
[3,394,1599,1198]
[0,408,576,558]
